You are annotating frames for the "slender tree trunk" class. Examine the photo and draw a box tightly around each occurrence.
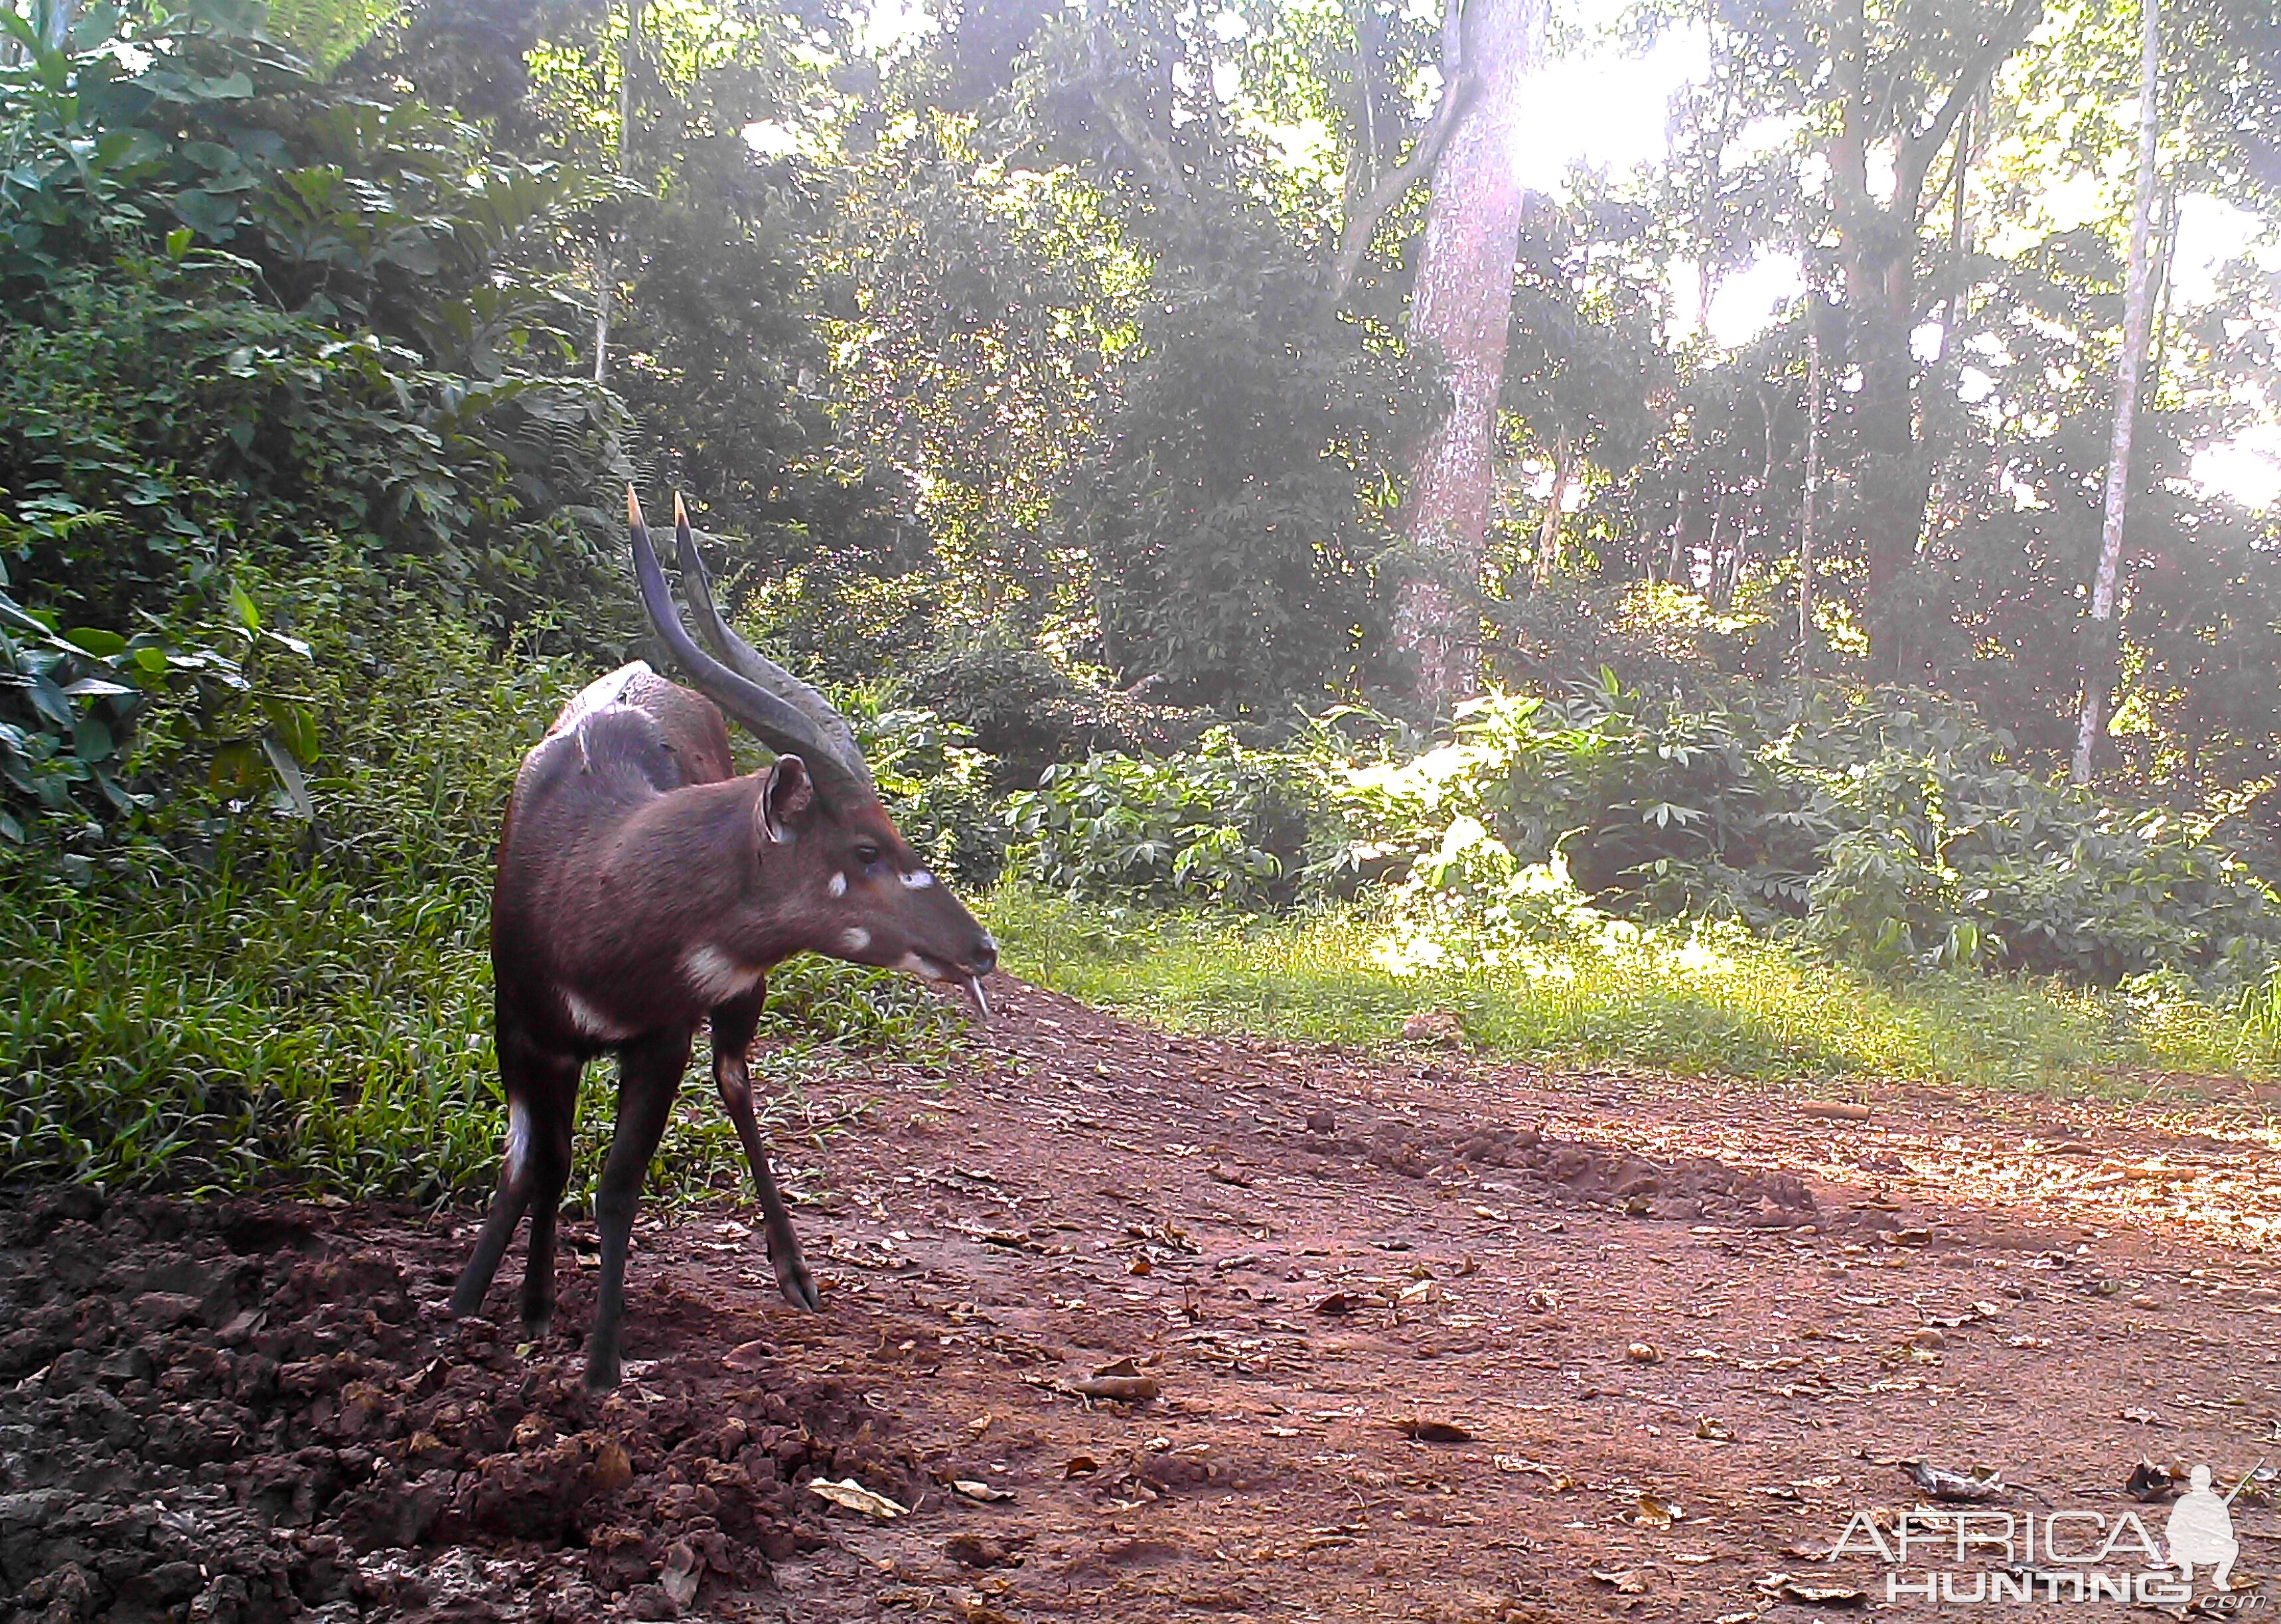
[1393,0,1548,711]
[38,0,76,50]
[595,0,644,384]
[2071,0,2161,784]
[1798,306,1824,674]
[593,242,613,384]
[1532,432,1570,587]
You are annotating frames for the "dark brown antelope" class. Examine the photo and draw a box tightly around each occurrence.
[450,488,997,1390]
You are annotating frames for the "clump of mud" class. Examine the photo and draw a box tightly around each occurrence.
[0,1192,909,1623]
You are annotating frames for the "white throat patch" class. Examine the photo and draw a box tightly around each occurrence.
[561,988,630,1043]
[682,944,763,1007]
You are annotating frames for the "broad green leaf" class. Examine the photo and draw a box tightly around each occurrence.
[261,698,321,767]
[72,713,114,763]
[26,676,72,727]
[262,735,315,820]
[60,627,127,658]
[172,188,243,234]
[62,677,134,700]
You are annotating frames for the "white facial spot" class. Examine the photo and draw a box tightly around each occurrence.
[840,927,872,953]
[682,944,763,1006]
[504,1098,532,1180]
[899,869,936,890]
[827,871,847,898]
[561,988,628,1043]
[896,950,944,980]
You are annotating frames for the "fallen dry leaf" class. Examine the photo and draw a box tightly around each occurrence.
[1392,1418,1473,1443]
[952,1479,1016,1503]
[1901,1460,2003,1502]
[1633,1491,1683,1528]
[658,1540,699,1609]
[806,1477,909,1519]
[1589,1568,1651,1594]
[1070,1374,1160,1402]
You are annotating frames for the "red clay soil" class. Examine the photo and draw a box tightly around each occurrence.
[5,976,2280,1623]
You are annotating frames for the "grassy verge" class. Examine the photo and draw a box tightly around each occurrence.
[0,862,962,1202]
[985,886,2280,1098]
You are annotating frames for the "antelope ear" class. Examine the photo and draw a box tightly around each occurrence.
[758,755,815,845]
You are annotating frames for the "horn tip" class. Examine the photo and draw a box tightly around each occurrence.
[626,486,643,525]
[672,491,690,528]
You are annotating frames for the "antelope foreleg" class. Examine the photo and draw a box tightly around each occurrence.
[712,996,819,1311]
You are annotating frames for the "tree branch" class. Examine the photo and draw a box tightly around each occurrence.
[1894,0,2041,218]
[1327,0,1471,307]
[1077,25,1200,234]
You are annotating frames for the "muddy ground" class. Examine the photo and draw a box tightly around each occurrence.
[5,978,2280,1622]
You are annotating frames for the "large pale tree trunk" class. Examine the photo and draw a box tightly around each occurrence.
[1393,0,1547,712]
[2072,0,2162,782]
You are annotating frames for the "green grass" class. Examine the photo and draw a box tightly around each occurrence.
[0,861,962,1205]
[0,862,962,1201]
[986,886,2281,1098]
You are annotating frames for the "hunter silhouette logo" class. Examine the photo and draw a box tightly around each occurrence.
[2167,1464,2244,1587]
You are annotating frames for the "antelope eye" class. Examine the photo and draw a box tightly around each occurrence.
[853,842,883,866]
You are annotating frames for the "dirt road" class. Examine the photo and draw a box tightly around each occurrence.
[5,978,2279,1621]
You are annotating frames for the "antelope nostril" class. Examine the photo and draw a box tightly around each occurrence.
[969,935,997,976]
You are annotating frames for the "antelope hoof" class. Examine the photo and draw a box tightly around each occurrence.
[583,1350,622,1392]
[769,1235,820,1311]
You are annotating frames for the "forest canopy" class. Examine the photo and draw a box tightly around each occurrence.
[0,0,2274,937]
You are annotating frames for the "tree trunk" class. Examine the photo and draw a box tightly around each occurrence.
[1798,305,1823,674]
[1824,0,2039,682]
[593,241,613,384]
[595,0,644,384]
[1532,431,1570,588]
[1392,0,1548,712]
[2072,0,2162,784]
[39,0,76,50]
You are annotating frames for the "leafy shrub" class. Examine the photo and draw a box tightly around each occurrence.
[907,641,1199,787]
[1004,731,1309,907]
[1003,678,2281,994]
[0,0,632,845]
